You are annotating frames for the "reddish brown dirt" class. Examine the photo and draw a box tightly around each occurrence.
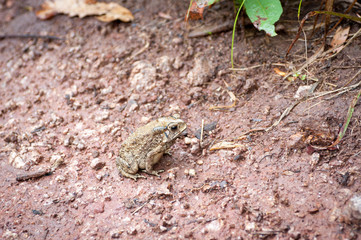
[1,1,360,239]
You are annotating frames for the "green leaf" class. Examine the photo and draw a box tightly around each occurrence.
[244,0,283,36]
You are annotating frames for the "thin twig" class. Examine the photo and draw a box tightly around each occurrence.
[0,34,64,41]
[200,119,204,146]
[229,64,264,71]
[16,169,52,181]
[343,68,361,87]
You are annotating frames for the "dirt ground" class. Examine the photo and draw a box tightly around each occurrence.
[1,0,360,239]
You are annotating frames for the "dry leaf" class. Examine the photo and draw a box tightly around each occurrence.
[274,67,286,77]
[36,0,134,22]
[330,26,350,53]
[210,141,245,151]
[158,12,172,20]
[331,26,350,47]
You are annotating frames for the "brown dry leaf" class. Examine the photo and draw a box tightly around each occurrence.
[210,141,245,151]
[330,26,350,53]
[274,67,286,77]
[36,0,134,22]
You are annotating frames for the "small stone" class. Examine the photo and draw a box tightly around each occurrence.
[172,37,183,45]
[286,132,304,148]
[127,99,139,112]
[4,131,18,143]
[90,158,105,170]
[349,195,361,220]
[9,151,26,169]
[129,61,156,91]
[243,78,258,93]
[55,175,66,182]
[95,111,110,122]
[159,225,167,232]
[50,154,64,167]
[245,221,256,231]
[93,202,105,214]
[205,219,223,232]
[156,56,173,73]
[187,55,214,86]
[111,231,123,238]
[294,85,312,99]
[183,203,190,209]
[190,144,200,154]
[184,137,192,144]
[340,194,361,224]
[196,160,203,165]
[88,72,101,79]
[101,86,113,95]
[173,56,183,70]
[76,142,86,150]
[127,227,137,235]
[92,150,100,158]
[184,231,193,238]
[288,226,301,240]
[310,152,320,167]
[2,229,18,239]
[64,135,74,146]
[188,169,196,177]
[163,214,173,221]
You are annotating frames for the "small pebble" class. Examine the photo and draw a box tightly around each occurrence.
[188,169,196,177]
[92,150,100,158]
[90,158,105,170]
[127,227,137,235]
[184,137,192,145]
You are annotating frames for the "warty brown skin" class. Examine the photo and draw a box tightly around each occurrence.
[116,116,187,180]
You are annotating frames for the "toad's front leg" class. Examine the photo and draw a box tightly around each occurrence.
[144,146,165,176]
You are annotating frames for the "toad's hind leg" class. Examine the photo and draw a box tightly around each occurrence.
[116,156,145,181]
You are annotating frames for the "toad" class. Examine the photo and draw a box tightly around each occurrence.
[116,115,187,180]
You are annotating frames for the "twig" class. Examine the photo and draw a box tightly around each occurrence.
[16,169,52,181]
[308,80,361,101]
[188,20,234,38]
[15,155,64,181]
[131,202,147,215]
[343,68,361,87]
[128,33,149,60]
[0,34,64,41]
[265,98,305,132]
[238,128,267,139]
[229,64,264,71]
[200,119,204,146]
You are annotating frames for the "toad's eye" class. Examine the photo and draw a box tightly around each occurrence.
[170,125,178,131]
